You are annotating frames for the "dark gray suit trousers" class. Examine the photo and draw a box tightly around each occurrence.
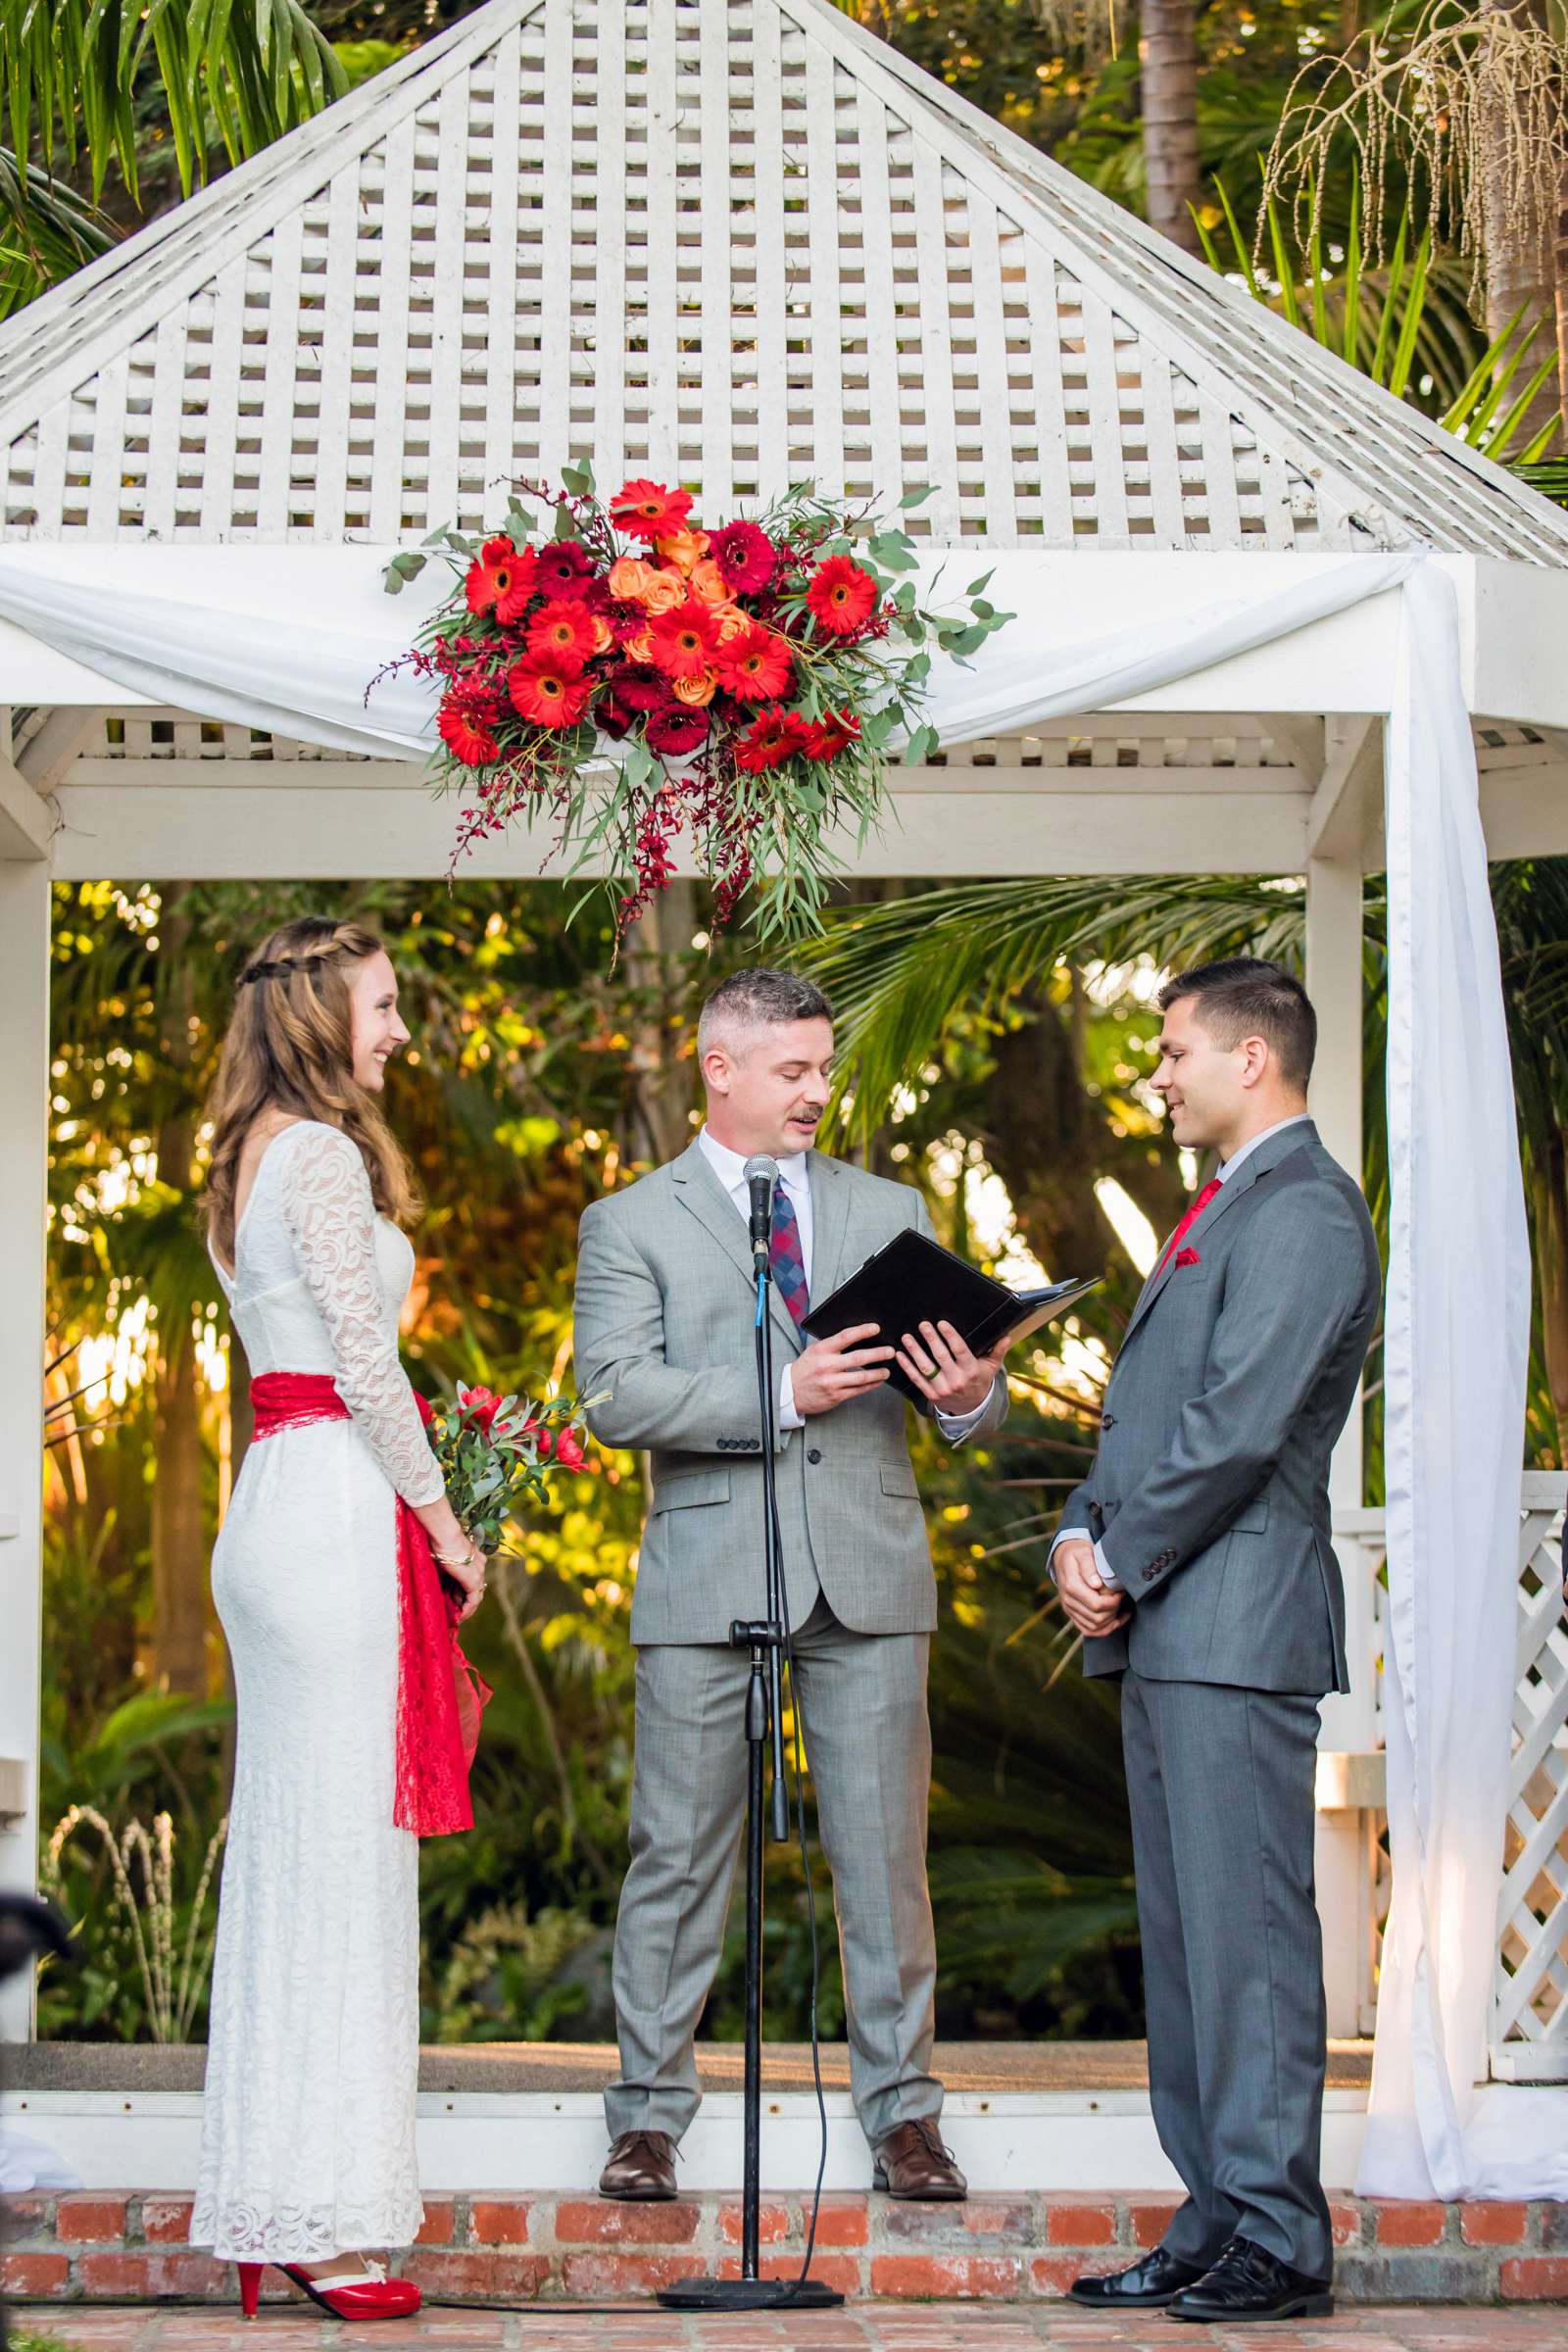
[1121,1668,1332,2279]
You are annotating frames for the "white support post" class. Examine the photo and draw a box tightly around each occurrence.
[1305,849,1382,2035]
[0,855,49,2037]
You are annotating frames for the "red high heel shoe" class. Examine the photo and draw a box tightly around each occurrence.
[238,2258,422,2321]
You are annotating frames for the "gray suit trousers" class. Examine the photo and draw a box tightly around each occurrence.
[605,1594,941,2148]
[1121,1670,1332,2279]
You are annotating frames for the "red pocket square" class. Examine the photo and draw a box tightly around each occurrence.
[1174,1247,1201,1268]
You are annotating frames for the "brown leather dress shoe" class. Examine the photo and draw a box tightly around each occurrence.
[598,2128,679,2200]
[872,2117,967,2200]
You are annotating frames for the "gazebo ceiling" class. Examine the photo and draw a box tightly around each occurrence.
[2,0,1567,562]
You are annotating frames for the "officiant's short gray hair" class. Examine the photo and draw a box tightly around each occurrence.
[698,968,834,1061]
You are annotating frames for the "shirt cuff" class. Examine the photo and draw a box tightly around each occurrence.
[934,1381,997,1443]
[778,1364,805,1432]
[1048,1527,1123,1592]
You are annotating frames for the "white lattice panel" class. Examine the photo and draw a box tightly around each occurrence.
[2,0,1567,562]
[1491,1473,1568,2078]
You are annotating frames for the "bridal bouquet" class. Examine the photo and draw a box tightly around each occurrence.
[383,468,1011,940]
[416,1382,591,1558]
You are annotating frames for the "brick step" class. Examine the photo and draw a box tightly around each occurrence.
[3,2190,1566,2306]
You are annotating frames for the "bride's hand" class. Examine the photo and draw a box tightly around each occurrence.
[433,1535,488,1622]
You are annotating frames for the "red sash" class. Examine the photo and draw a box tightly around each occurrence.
[249,1371,491,1838]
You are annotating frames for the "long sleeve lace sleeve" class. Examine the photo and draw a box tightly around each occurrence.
[277,1124,446,1508]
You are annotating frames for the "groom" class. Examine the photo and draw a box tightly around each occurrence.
[1055,957,1380,2325]
[574,967,1007,2201]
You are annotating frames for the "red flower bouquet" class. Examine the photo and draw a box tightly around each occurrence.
[384,472,1011,939]
[418,1382,594,1558]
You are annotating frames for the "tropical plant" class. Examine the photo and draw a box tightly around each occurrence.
[0,0,347,317]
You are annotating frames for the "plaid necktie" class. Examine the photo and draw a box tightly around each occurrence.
[769,1181,809,1328]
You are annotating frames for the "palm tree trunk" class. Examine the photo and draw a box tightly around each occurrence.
[1140,1,1200,253]
[623,882,698,1168]
[1478,0,1563,442]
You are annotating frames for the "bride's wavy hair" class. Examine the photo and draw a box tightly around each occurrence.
[200,915,420,1263]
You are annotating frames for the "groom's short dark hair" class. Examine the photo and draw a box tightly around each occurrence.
[1159,957,1316,1091]
[698,967,833,1060]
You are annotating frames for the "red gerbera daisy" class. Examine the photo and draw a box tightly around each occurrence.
[509,654,593,730]
[645,700,710,756]
[712,620,795,706]
[438,696,501,766]
[708,519,777,596]
[531,539,597,600]
[806,553,878,638]
[735,707,809,774]
[466,538,538,625]
[647,598,721,682]
[801,707,861,761]
[525,598,598,671]
[610,478,695,543]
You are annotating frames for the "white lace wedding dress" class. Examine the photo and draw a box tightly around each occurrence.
[192,1120,445,2263]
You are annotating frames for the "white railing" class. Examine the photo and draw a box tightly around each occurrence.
[1319,1478,1568,2074]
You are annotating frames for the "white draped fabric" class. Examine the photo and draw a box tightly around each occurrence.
[0,542,1555,2196]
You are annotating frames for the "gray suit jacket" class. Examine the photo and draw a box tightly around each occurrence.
[574,1142,1007,1643]
[1064,1120,1381,1696]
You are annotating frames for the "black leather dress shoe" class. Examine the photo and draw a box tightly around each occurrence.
[1066,2244,1208,2308]
[1168,2235,1334,2322]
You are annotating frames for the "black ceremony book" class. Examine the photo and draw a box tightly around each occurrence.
[801,1229,1102,1406]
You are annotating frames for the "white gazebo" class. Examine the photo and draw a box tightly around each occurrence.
[1,0,1566,2207]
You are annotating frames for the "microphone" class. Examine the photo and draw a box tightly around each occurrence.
[744,1153,779,1265]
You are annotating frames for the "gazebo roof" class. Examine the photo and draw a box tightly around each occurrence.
[2,0,1567,563]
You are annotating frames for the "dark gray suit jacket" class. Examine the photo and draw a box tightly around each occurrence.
[1063,1119,1381,1696]
[574,1142,1007,1643]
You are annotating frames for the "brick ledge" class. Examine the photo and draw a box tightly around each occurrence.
[3,2190,1566,2305]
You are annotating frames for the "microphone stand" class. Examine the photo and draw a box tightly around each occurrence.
[657,1206,843,2313]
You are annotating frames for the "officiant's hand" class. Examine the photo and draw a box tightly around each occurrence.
[1054,1538,1132,1639]
[895,1319,1005,1418]
[792,1323,896,1416]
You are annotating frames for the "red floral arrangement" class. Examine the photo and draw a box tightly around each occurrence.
[417,1382,593,1559]
[383,470,1010,939]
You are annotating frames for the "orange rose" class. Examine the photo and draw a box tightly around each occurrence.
[715,607,749,642]
[622,628,657,662]
[608,556,655,602]
[657,528,711,573]
[671,670,717,708]
[688,559,733,609]
[639,568,688,615]
[590,614,614,655]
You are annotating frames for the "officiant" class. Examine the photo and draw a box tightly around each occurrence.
[573,967,1007,2204]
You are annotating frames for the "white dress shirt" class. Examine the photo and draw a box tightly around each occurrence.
[1053,1114,1313,1592]
[696,1127,993,1440]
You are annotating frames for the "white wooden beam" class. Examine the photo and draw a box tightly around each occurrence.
[0,860,49,2034]
[0,754,55,859]
[1306,717,1381,861]
[52,782,1311,881]
[19,707,105,796]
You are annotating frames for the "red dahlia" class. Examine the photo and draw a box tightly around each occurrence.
[647,598,721,682]
[645,701,710,755]
[708,519,777,596]
[735,707,808,773]
[526,598,598,670]
[610,478,695,542]
[806,553,878,637]
[713,620,794,706]
[509,654,593,729]
[610,666,669,713]
[466,538,537,625]
[438,697,501,766]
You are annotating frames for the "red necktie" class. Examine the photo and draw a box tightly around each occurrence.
[1154,1177,1222,1278]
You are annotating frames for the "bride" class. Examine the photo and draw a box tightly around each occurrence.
[190,916,488,2321]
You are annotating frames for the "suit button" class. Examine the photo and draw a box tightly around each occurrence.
[1101,1413,1115,1430]
[808,1447,822,1465]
